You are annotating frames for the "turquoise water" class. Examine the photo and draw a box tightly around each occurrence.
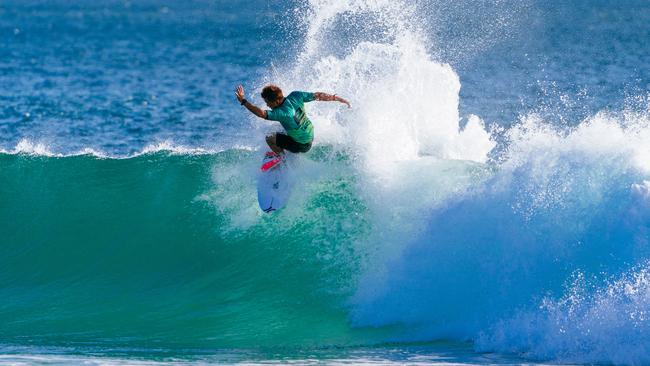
[0,151,371,349]
[1,0,649,364]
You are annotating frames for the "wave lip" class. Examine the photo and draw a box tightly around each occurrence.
[0,139,257,159]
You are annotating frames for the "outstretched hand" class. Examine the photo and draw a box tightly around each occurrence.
[314,92,351,108]
[235,85,245,103]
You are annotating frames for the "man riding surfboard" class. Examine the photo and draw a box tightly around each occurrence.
[235,85,350,158]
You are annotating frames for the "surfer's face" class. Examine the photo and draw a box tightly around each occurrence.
[264,98,282,108]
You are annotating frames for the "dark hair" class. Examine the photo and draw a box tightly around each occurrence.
[261,85,283,102]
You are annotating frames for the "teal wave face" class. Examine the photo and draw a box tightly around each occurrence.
[0,151,377,349]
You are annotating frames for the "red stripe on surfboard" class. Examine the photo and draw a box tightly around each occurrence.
[261,157,282,172]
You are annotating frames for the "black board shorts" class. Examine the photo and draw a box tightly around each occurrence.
[276,133,312,153]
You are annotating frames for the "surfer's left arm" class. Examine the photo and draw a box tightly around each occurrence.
[235,85,268,119]
[313,92,351,108]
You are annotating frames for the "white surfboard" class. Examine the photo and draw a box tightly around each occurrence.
[257,152,294,213]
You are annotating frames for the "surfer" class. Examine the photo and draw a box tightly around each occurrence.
[235,85,350,155]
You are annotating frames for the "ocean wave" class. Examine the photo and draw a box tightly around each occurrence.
[2,0,649,362]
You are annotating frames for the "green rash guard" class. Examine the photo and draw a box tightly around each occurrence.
[265,91,315,144]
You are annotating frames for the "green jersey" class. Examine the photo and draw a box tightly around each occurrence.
[265,91,315,144]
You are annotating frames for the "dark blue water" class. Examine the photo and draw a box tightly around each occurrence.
[454,0,649,126]
[2,0,647,155]
[0,0,281,154]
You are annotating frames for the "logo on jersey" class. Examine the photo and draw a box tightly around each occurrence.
[294,107,308,128]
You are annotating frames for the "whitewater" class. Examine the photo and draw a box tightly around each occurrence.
[1,0,649,364]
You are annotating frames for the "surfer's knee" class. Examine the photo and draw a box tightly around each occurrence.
[265,134,283,154]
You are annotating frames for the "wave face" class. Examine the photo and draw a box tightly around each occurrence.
[0,151,378,349]
[3,113,649,362]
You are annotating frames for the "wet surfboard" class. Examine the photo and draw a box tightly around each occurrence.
[257,151,293,213]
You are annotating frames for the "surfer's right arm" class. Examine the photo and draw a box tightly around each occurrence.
[314,92,351,108]
[235,85,268,119]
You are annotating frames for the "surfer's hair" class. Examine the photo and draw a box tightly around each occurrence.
[261,85,283,102]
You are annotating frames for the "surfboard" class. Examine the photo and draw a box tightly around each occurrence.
[257,151,293,213]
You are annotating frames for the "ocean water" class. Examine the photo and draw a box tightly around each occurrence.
[0,0,649,365]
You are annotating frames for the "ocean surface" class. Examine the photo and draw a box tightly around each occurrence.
[1,0,649,364]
